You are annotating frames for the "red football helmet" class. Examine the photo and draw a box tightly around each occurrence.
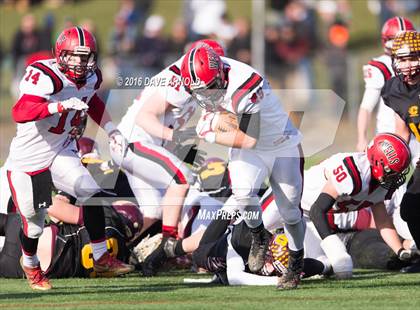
[55,27,98,82]
[113,203,143,242]
[367,133,411,189]
[381,17,414,55]
[181,47,227,111]
[190,39,225,57]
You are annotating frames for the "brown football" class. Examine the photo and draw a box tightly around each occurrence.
[211,111,239,133]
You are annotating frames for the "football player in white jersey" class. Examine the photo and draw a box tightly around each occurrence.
[115,40,225,276]
[356,16,414,152]
[4,27,133,290]
[180,47,305,289]
[305,133,414,278]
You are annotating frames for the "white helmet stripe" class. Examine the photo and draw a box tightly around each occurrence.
[76,27,85,46]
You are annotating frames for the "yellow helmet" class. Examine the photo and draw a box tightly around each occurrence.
[391,31,420,83]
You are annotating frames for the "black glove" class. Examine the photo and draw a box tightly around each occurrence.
[173,143,206,169]
[172,127,197,144]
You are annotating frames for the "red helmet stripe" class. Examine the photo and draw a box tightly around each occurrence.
[76,27,85,46]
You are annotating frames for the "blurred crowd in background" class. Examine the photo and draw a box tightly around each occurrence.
[0,0,418,110]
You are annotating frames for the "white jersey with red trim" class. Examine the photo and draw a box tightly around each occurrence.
[361,54,396,133]
[5,59,102,172]
[301,152,394,213]
[219,57,302,152]
[118,57,196,147]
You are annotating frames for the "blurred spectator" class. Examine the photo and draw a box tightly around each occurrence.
[275,21,310,89]
[229,17,251,64]
[324,20,349,102]
[215,13,236,47]
[165,19,189,65]
[135,15,168,77]
[187,0,226,40]
[63,16,75,29]
[0,40,3,91]
[11,14,47,70]
[108,15,136,65]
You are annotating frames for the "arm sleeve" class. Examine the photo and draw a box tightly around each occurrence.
[12,94,50,123]
[360,88,382,112]
[309,193,336,239]
[238,112,260,139]
[226,238,277,286]
[87,94,112,128]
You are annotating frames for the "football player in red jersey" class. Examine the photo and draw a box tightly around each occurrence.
[356,16,414,152]
[180,47,306,289]
[4,27,132,290]
[382,31,420,272]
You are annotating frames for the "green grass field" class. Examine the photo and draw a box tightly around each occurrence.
[0,270,419,310]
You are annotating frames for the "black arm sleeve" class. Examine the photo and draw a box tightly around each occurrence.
[238,112,260,139]
[308,193,336,239]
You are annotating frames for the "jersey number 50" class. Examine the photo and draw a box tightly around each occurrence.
[333,165,347,183]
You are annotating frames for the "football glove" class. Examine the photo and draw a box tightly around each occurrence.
[196,112,216,143]
[109,129,128,161]
[48,97,89,114]
[398,248,413,261]
[172,127,197,144]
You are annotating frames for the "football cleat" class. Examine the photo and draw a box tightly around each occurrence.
[93,252,134,277]
[248,228,271,273]
[20,259,52,291]
[277,248,304,290]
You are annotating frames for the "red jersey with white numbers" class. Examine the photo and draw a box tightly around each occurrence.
[5,59,107,172]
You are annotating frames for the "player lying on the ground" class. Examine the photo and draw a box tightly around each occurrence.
[192,220,324,286]
[0,201,142,278]
[306,133,415,278]
[261,187,415,274]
